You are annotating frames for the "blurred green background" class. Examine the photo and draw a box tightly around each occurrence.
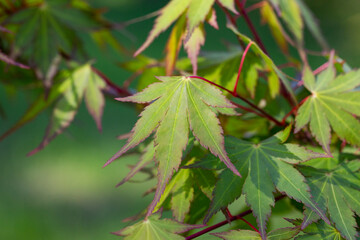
[0,0,359,239]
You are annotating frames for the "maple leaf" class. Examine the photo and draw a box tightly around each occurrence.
[8,1,101,84]
[299,160,360,240]
[295,63,360,154]
[211,227,300,240]
[195,127,329,239]
[28,64,106,155]
[105,76,240,217]
[113,212,202,240]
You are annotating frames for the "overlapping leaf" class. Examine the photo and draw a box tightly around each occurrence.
[134,0,236,73]
[295,63,360,153]
[212,227,300,240]
[8,0,101,82]
[28,64,106,155]
[194,128,329,239]
[105,76,240,218]
[113,212,202,240]
[288,219,345,240]
[299,160,360,240]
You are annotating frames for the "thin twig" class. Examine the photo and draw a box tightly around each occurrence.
[235,0,268,55]
[186,195,286,239]
[233,41,253,95]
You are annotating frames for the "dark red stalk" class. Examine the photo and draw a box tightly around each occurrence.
[233,41,253,95]
[225,207,259,233]
[235,0,268,55]
[189,76,284,126]
[281,96,309,124]
[186,195,286,239]
[216,0,247,50]
[91,67,132,97]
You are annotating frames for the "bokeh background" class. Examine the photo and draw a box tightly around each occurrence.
[0,0,359,239]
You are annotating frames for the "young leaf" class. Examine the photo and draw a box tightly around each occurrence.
[113,212,202,240]
[204,130,329,239]
[295,64,360,153]
[300,161,360,240]
[106,76,240,218]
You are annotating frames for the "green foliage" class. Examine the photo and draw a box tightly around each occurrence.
[295,61,360,153]
[1,0,360,239]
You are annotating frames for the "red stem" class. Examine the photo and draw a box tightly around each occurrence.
[233,41,253,95]
[281,96,309,124]
[216,1,247,50]
[235,0,268,55]
[189,76,284,126]
[186,195,286,239]
[91,67,132,97]
[236,217,260,233]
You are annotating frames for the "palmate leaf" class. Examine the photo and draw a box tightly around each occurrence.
[105,76,240,217]
[197,128,329,239]
[114,212,202,240]
[8,0,101,81]
[212,227,300,240]
[295,63,360,154]
[28,64,106,155]
[299,160,360,240]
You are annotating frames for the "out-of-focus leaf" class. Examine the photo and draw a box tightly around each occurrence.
[8,1,101,81]
[270,0,303,43]
[186,0,214,40]
[28,64,106,155]
[206,8,219,30]
[228,26,296,102]
[165,14,186,75]
[218,0,237,14]
[184,25,205,75]
[113,212,202,240]
[300,161,360,239]
[134,0,192,56]
[295,0,328,50]
[261,2,288,53]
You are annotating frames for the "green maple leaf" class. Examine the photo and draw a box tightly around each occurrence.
[28,64,106,155]
[114,212,202,240]
[300,160,360,240]
[105,76,240,217]
[295,63,360,154]
[288,219,345,240]
[9,0,101,81]
[211,227,300,240]
[198,127,329,239]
